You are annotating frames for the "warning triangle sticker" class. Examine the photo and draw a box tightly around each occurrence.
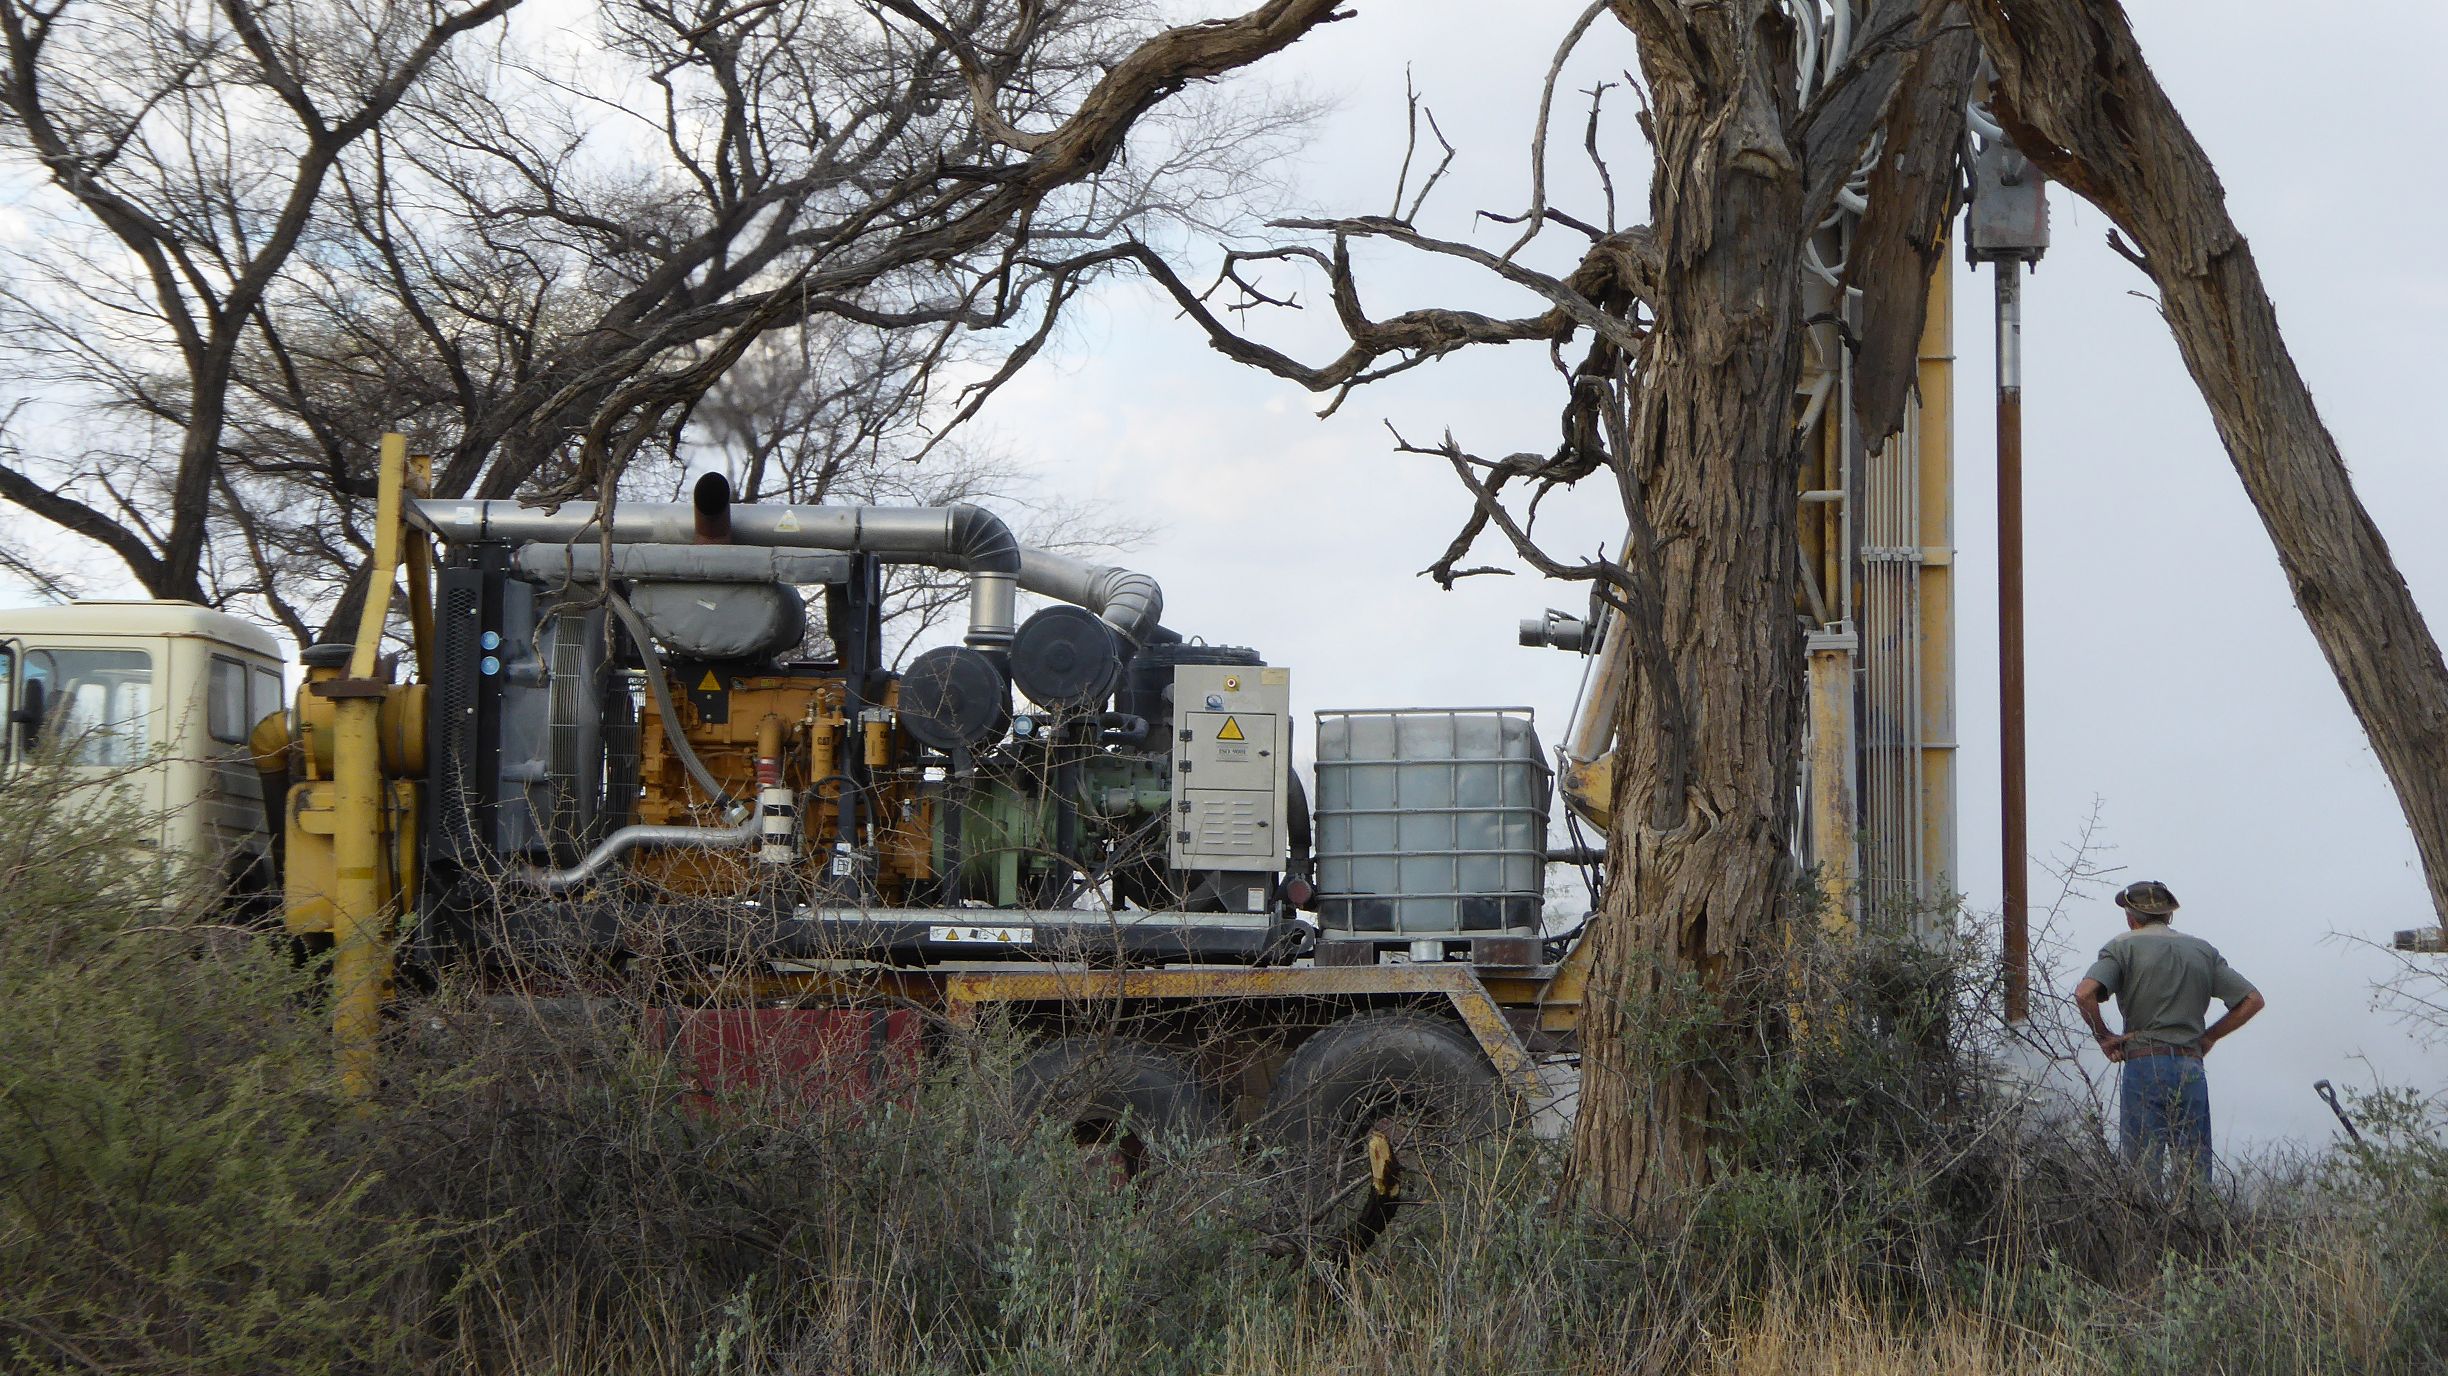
[697,671,722,692]
[1216,716,1245,741]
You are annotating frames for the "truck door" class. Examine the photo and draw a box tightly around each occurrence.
[1,638,19,774]
[21,645,168,850]
[203,654,264,852]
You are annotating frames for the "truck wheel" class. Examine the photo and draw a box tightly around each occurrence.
[1014,1037,1224,1179]
[1263,1011,1502,1233]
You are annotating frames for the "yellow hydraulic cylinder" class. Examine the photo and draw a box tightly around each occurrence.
[325,432,410,1100]
[328,686,388,1098]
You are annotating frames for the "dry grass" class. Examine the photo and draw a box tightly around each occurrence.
[2,762,2444,1376]
[1704,1291,2075,1376]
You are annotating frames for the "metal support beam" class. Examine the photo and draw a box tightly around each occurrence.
[1970,127,2047,1022]
[1806,626,1861,932]
[1916,257,1960,932]
[327,433,408,1098]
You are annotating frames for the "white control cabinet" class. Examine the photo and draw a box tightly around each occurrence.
[1168,663,1290,879]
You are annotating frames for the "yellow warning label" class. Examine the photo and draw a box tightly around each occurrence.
[1216,716,1245,742]
[697,671,722,692]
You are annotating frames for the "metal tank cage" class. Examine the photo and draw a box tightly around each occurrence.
[1312,707,1551,936]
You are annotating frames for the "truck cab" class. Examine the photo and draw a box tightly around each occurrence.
[0,601,288,894]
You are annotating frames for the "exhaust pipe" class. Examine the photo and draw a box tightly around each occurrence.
[1017,547,1165,646]
[414,495,1023,651]
[512,814,763,893]
[692,471,733,544]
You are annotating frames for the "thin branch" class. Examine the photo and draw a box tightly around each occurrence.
[1503,0,1612,262]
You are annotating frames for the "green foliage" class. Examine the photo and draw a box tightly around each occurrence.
[2,774,2443,1374]
[0,760,421,1374]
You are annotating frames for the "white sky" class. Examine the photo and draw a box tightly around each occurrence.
[4,2,2440,1150]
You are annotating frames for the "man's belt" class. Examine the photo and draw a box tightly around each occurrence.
[2123,1042,2203,1060]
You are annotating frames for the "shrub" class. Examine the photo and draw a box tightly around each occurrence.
[3,774,2442,1374]
[0,759,423,1374]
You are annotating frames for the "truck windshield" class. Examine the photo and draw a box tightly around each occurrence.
[26,648,154,765]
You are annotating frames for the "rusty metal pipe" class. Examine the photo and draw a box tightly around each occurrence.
[1997,260,2029,1023]
[692,471,734,544]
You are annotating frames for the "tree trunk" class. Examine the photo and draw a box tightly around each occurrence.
[154,343,237,605]
[1567,0,1810,1218]
[1967,0,2448,937]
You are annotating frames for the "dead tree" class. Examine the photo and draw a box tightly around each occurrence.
[1128,0,1973,1218]
[1963,0,2448,941]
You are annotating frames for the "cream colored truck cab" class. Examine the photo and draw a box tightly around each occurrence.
[0,601,288,894]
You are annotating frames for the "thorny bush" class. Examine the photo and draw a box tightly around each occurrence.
[2,763,2444,1373]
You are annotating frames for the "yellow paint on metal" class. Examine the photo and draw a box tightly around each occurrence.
[1916,255,1959,910]
[328,433,409,1100]
[1366,1130,1400,1198]
[299,682,425,777]
[1806,636,1859,935]
[936,965,1545,1099]
[402,457,437,684]
[1437,980,1545,1099]
[1560,753,1614,831]
[282,778,419,936]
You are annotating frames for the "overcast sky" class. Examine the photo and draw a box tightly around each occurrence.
[4,2,2440,1150]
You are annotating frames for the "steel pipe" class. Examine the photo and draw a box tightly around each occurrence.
[512,543,856,585]
[414,495,1024,649]
[1017,547,1166,645]
[419,498,1173,651]
[1996,259,2030,1023]
[512,814,762,893]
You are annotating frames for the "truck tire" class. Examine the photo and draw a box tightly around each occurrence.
[1014,1037,1224,1178]
[1263,1011,1502,1227]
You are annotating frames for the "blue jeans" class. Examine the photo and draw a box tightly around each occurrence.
[2120,1052,2213,1193]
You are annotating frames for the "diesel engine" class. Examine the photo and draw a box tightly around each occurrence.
[412,477,1309,965]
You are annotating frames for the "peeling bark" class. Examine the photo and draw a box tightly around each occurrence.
[1847,13,1979,449]
[1566,0,1811,1219]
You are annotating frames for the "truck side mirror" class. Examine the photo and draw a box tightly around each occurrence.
[10,677,46,748]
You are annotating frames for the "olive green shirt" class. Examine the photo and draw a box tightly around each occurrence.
[2082,923,2258,1049]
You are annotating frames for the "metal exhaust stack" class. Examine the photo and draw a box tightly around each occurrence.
[1017,546,1165,646]
[692,471,733,544]
[415,494,1176,655]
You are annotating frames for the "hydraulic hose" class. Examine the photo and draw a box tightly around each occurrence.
[604,588,745,818]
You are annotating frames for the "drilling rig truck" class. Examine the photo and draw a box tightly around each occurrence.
[0,207,1962,1200]
[0,436,1625,1204]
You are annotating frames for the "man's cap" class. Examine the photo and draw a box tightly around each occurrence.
[2115,880,2180,916]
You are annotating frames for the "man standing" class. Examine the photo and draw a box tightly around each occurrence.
[2074,880,2267,1192]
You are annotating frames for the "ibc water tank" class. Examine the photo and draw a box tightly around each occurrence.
[1313,708,1552,935]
